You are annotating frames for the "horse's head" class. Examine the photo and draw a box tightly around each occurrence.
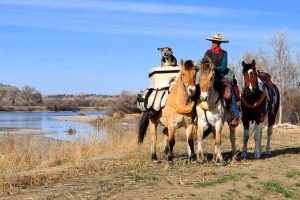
[179,59,197,97]
[199,58,215,101]
[242,59,258,92]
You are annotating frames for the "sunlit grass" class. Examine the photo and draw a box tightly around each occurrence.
[0,125,138,175]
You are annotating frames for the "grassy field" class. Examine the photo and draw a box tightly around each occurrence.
[0,118,299,199]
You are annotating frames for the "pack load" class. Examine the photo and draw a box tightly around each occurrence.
[136,66,180,113]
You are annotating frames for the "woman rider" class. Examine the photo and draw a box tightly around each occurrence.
[201,33,240,127]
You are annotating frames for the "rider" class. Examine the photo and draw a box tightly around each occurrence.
[201,33,240,127]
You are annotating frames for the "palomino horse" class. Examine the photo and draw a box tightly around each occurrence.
[138,59,197,161]
[241,60,280,159]
[196,61,237,163]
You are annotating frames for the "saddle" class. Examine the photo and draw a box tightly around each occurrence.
[257,71,273,89]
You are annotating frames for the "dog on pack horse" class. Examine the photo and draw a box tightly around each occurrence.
[196,60,237,164]
[158,47,178,67]
[241,60,280,159]
[138,59,197,161]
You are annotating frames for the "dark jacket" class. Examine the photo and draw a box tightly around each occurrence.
[202,49,229,77]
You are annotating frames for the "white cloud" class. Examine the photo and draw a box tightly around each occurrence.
[0,0,234,16]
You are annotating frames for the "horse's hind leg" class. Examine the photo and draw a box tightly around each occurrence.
[186,124,196,161]
[166,125,175,161]
[162,127,169,155]
[149,119,158,161]
[214,120,224,163]
[266,125,273,155]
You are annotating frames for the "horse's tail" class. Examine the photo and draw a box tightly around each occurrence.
[273,84,280,115]
[138,112,150,144]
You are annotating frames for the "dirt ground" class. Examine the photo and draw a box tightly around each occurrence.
[0,126,299,200]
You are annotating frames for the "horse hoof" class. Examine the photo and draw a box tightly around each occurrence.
[167,154,173,161]
[254,154,261,159]
[241,152,247,159]
[189,153,197,161]
[196,156,207,164]
[151,153,158,161]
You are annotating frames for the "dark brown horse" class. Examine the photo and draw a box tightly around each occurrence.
[241,60,280,159]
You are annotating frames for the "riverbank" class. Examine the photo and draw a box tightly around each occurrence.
[0,106,105,112]
[0,128,51,136]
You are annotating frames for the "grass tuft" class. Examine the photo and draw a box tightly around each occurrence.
[262,180,294,198]
[195,173,245,188]
[286,170,300,178]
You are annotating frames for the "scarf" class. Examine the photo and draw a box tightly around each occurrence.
[211,47,221,54]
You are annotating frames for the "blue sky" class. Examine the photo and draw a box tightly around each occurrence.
[0,0,299,95]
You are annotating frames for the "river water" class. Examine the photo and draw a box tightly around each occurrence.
[0,111,105,141]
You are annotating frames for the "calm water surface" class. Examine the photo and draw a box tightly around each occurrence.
[0,111,105,141]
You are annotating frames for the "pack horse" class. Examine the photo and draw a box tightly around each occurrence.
[138,59,198,161]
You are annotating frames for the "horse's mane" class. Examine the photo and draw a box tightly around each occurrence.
[182,60,194,70]
[200,62,223,95]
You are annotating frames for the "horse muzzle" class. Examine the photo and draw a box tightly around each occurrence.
[200,92,209,102]
[187,85,196,97]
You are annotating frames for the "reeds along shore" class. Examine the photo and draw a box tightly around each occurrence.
[0,125,137,176]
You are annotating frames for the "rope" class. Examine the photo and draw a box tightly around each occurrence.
[241,91,267,109]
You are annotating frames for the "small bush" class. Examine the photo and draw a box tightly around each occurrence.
[106,91,139,116]
[45,99,80,112]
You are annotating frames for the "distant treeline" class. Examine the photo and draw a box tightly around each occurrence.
[0,83,138,113]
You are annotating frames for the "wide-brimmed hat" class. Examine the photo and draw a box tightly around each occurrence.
[205,33,229,43]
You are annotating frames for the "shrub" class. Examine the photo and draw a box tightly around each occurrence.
[106,91,139,116]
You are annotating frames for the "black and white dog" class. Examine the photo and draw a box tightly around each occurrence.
[158,47,177,67]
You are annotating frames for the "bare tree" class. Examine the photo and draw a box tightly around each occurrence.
[21,85,43,105]
[0,89,7,103]
[269,32,291,124]
[7,87,19,105]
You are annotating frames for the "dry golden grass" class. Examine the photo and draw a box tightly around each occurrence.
[0,125,138,176]
[0,118,299,199]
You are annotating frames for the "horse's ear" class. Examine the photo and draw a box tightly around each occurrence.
[168,47,172,51]
[157,48,162,51]
[242,61,246,67]
[180,59,184,66]
[252,59,256,66]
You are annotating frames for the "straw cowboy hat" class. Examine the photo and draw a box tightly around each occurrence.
[205,33,229,43]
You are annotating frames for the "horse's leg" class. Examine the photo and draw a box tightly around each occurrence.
[228,121,237,161]
[166,124,175,161]
[266,111,276,155]
[241,121,250,158]
[186,124,196,161]
[162,127,169,155]
[214,120,224,163]
[266,125,273,155]
[196,121,205,162]
[149,118,158,161]
[254,123,263,159]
